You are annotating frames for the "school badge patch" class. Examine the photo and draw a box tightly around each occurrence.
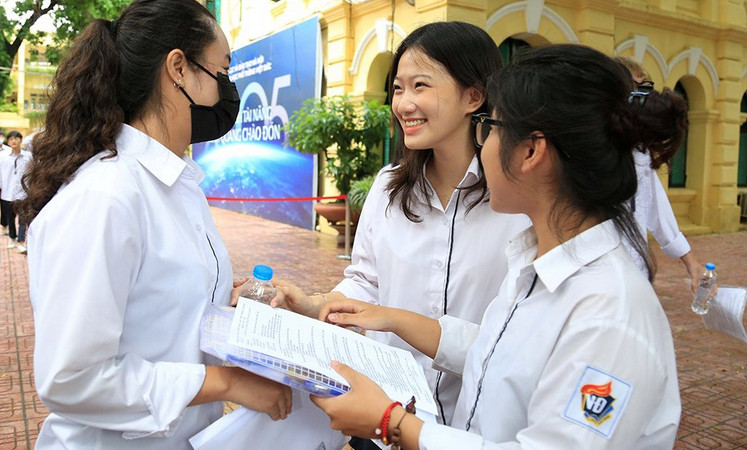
[562,366,632,438]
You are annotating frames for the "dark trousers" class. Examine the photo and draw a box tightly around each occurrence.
[0,199,24,241]
[0,190,6,227]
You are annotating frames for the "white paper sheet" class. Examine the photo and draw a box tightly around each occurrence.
[189,392,347,450]
[228,298,438,416]
[701,286,747,343]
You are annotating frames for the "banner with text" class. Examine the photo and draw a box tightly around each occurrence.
[192,17,321,229]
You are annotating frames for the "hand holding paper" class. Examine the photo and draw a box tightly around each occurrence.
[320,297,395,331]
[311,361,399,438]
[200,299,438,416]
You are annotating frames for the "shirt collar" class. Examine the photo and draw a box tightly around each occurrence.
[116,124,203,186]
[506,220,621,293]
[416,154,482,204]
[460,155,482,186]
[12,150,31,159]
[420,154,481,186]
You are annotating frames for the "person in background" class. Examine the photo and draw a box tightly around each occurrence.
[0,130,9,151]
[22,129,38,152]
[270,21,530,433]
[615,56,701,292]
[0,130,31,253]
[16,0,291,448]
[0,129,9,232]
[310,44,683,449]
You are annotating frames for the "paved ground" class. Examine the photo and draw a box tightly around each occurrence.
[1,206,745,449]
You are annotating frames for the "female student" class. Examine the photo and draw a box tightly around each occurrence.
[310,44,683,449]
[272,21,529,427]
[17,1,291,447]
[615,56,701,292]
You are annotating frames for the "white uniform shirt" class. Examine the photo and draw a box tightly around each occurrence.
[334,158,530,424]
[29,125,233,449]
[421,220,680,449]
[0,149,32,201]
[626,150,690,275]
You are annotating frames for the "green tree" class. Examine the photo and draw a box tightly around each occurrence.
[0,0,130,102]
[284,96,390,196]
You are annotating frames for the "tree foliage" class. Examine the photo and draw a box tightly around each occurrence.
[284,96,390,195]
[1,0,130,102]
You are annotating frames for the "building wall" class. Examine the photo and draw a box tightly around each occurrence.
[0,40,54,137]
[222,0,746,233]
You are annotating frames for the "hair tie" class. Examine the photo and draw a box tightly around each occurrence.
[628,80,654,106]
[109,19,119,37]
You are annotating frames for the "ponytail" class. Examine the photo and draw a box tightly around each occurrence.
[18,0,216,224]
[632,88,688,170]
[17,19,123,224]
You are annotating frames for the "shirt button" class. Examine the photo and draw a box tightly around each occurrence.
[196,225,202,232]
[436,261,443,268]
[431,306,439,315]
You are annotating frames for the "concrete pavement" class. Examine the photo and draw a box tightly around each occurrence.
[1,206,745,448]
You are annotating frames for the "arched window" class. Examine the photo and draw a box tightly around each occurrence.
[669,82,689,187]
[738,92,747,187]
[497,38,530,65]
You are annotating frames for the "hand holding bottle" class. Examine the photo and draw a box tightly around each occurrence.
[691,263,717,315]
[238,265,276,305]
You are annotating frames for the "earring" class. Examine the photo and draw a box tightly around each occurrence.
[173,79,183,88]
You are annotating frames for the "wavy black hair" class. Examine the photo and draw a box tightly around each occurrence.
[18,0,217,223]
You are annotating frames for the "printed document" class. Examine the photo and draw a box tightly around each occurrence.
[228,298,438,415]
[702,286,747,343]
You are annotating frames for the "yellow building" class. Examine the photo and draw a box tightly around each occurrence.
[215,0,746,233]
[0,40,55,137]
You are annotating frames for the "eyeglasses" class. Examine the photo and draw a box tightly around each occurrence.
[471,113,504,149]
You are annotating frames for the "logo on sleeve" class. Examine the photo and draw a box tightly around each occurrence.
[562,366,632,438]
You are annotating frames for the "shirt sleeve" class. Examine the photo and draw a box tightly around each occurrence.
[333,170,390,304]
[421,315,676,449]
[431,315,480,375]
[29,188,206,438]
[646,171,690,259]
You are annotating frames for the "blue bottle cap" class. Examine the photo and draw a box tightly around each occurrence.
[252,264,273,281]
[705,263,715,270]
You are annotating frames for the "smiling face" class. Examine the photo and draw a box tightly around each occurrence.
[391,49,477,153]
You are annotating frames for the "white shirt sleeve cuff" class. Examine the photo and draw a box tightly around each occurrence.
[333,278,378,304]
[432,316,479,375]
[659,232,690,259]
[122,363,206,439]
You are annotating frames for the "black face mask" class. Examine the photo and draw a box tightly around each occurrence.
[177,59,240,143]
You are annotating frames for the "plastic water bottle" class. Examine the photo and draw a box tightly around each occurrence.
[691,263,717,315]
[239,265,276,305]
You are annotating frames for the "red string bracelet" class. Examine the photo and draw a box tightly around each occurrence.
[375,401,402,445]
